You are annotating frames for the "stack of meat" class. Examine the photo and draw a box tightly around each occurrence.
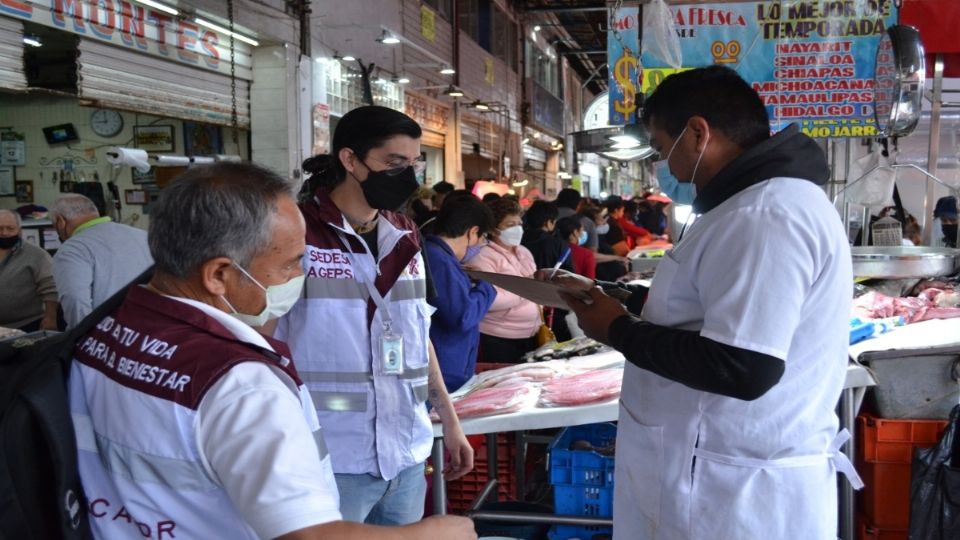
[442,352,625,420]
[853,289,960,324]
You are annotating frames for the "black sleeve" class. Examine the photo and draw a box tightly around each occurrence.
[421,244,438,303]
[607,315,785,401]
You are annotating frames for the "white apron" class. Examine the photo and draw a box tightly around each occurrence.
[611,179,862,540]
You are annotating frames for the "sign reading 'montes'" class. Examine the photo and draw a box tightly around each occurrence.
[0,0,254,77]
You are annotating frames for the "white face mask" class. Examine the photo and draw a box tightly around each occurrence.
[595,223,610,235]
[221,262,305,327]
[498,225,524,247]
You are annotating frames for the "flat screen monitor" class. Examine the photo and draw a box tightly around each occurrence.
[42,123,79,144]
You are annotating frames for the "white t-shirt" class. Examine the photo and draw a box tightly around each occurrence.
[172,297,342,539]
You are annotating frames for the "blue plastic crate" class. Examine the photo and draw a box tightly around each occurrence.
[548,524,613,540]
[553,484,613,518]
[549,423,617,487]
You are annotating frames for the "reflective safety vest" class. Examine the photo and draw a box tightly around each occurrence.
[275,190,433,480]
[69,287,330,539]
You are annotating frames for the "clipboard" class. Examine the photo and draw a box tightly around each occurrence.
[466,270,589,309]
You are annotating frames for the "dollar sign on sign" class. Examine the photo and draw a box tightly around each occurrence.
[613,53,638,119]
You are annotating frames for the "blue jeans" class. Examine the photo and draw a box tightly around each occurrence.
[335,463,427,525]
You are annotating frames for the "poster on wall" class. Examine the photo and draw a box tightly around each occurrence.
[1,132,26,166]
[183,123,223,156]
[312,104,331,156]
[640,1,899,138]
[607,6,641,125]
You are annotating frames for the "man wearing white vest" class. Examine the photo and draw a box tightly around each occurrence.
[559,67,859,539]
[275,106,474,525]
[69,163,475,539]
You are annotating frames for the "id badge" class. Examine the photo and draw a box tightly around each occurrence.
[381,330,404,375]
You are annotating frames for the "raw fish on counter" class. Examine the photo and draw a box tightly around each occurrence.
[447,384,541,419]
[538,368,623,407]
[852,290,960,324]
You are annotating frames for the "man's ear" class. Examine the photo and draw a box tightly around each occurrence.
[199,257,235,297]
[339,147,358,176]
[687,116,712,152]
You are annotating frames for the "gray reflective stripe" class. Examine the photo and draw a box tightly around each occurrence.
[400,367,429,380]
[390,279,426,301]
[413,384,429,403]
[313,429,329,459]
[300,371,373,384]
[301,368,425,382]
[305,278,368,300]
[310,390,368,412]
[95,434,216,491]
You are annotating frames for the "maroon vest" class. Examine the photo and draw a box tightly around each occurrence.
[73,286,301,410]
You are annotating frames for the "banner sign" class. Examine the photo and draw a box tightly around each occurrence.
[1,0,254,78]
[641,1,898,138]
[607,6,640,125]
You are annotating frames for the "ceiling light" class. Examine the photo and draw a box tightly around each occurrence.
[533,25,542,32]
[512,179,529,187]
[22,36,41,47]
[444,85,464,97]
[134,0,178,15]
[377,30,400,45]
[440,65,456,75]
[472,101,490,111]
[393,75,410,84]
[521,137,530,145]
[341,54,356,62]
[195,18,259,46]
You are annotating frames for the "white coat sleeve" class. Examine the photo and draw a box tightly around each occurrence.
[696,207,818,361]
[196,362,341,538]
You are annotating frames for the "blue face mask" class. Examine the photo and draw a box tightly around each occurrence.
[462,243,484,263]
[655,161,696,206]
[577,230,588,246]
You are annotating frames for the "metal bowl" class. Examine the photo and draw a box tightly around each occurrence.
[852,246,960,279]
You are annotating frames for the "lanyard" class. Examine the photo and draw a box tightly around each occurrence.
[334,230,393,330]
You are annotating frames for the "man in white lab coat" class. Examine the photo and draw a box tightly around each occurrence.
[560,66,859,539]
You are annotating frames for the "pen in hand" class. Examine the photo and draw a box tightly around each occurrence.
[548,247,572,280]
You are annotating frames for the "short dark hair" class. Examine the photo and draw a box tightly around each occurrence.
[555,216,583,241]
[524,200,559,230]
[487,197,521,226]
[482,192,502,203]
[624,200,638,216]
[149,162,291,279]
[433,195,495,239]
[301,105,422,191]
[556,188,582,210]
[604,198,624,213]
[642,65,770,149]
[432,181,455,195]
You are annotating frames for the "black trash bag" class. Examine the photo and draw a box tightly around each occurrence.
[909,404,960,539]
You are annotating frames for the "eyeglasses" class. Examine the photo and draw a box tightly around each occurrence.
[363,154,427,177]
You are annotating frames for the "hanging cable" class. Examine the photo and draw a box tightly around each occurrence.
[228,0,239,145]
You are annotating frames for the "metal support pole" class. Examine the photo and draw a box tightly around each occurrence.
[467,510,614,527]
[839,388,857,540]
[432,438,447,515]
[486,433,499,503]
[923,54,944,244]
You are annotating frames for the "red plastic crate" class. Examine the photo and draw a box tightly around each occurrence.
[858,513,907,540]
[858,415,949,463]
[444,433,517,514]
[856,415,949,529]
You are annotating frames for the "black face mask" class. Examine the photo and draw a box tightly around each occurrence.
[942,224,958,248]
[0,235,19,249]
[359,165,419,212]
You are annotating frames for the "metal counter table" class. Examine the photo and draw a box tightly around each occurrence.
[431,363,876,539]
